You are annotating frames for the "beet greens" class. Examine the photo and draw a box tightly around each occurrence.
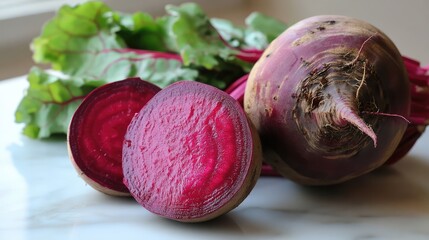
[16,1,285,139]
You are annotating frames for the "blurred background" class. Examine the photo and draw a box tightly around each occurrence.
[1,0,428,80]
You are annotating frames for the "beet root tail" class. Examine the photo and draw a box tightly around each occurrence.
[338,103,377,148]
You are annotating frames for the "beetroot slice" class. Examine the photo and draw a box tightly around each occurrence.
[68,78,161,196]
[123,81,262,222]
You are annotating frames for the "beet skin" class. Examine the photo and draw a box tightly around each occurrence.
[244,15,410,185]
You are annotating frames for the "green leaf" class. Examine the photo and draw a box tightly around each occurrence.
[15,67,99,138]
[31,1,192,86]
[245,12,287,43]
[164,3,236,69]
[211,12,287,50]
[133,56,198,87]
[114,12,168,51]
[160,2,253,88]
[31,1,151,83]
[210,18,244,48]
[32,1,117,69]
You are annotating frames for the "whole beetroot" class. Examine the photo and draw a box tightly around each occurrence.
[244,15,410,185]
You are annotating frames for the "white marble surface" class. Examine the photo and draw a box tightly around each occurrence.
[1,76,429,240]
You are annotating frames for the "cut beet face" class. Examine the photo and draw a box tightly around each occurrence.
[68,78,161,196]
[123,81,262,222]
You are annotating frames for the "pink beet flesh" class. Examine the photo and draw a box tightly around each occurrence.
[123,81,261,222]
[68,78,160,195]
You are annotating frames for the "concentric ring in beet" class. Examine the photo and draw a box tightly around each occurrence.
[123,81,262,222]
[68,78,160,196]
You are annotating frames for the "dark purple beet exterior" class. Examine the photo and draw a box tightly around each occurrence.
[245,15,410,185]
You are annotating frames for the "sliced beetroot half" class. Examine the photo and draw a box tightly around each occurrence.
[123,81,262,222]
[68,78,161,196]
